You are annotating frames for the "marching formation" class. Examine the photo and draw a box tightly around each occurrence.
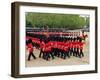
[26,31,87,61]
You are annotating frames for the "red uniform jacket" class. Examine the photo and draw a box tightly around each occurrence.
[73,41,77,48]
[69,41,73,49]
[32,38,40,44]
[48,41,54,48]
[64,42,69,51]
[40,41,45,49]
[43,44,51,52]
[76,41,80,48]
[79,42,85,50]
[53,41,58,48]
[28,43,34,53]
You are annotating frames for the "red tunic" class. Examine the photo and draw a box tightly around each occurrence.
[40,41,45,49]
[32,38,40,44]
[57,42,61,49]
[79,42,85,50]
[43,44,51,52]
[53,41,58,48]
[70,42,73,48]
[47,45,52,52]
[63,46,68,51]
[73,41,77,48]
[48,41,54,47]
[61,42,65,50]
[76,42,80,48]
[28,43,34,53]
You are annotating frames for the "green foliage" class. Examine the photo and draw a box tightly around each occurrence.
[86,17,90,28]
[26,12,87,29]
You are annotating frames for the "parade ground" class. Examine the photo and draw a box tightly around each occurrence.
[25,32,89,67]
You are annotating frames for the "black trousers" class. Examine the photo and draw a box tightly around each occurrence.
[49,52,54,59]
[53,48,58,56]
[79,49,84,58]
[76,48,80,57]
[64,51,70,59]
[28,52,36,61]
[45,52,50,60]
[73,48,77,56]
[42,51,45,59]
[43,52,50,61]
[39,49,43,58]
[61,50,65,58]
[70,48,73,56]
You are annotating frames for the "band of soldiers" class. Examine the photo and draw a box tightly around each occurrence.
[26,31,87,61]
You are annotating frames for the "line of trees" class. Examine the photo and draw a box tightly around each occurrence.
[26,12,89,29]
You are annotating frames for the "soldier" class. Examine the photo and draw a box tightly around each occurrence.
[69,37,74,56]
[43,42,51,61]
[52,40,58,57]
[47,41,55,59]
[73,37,77,57]
[60,41,65,58]
[79,38,85,58]
[81,30,88,41]
[42,40,46,60]
[63,38,70,59]
[39,40,45,58]
[56,41,61,57]
[27,39,36,61]
[75,37,80,57]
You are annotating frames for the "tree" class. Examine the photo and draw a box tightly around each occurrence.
[86,17,90,28]
[26,12,87,30]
